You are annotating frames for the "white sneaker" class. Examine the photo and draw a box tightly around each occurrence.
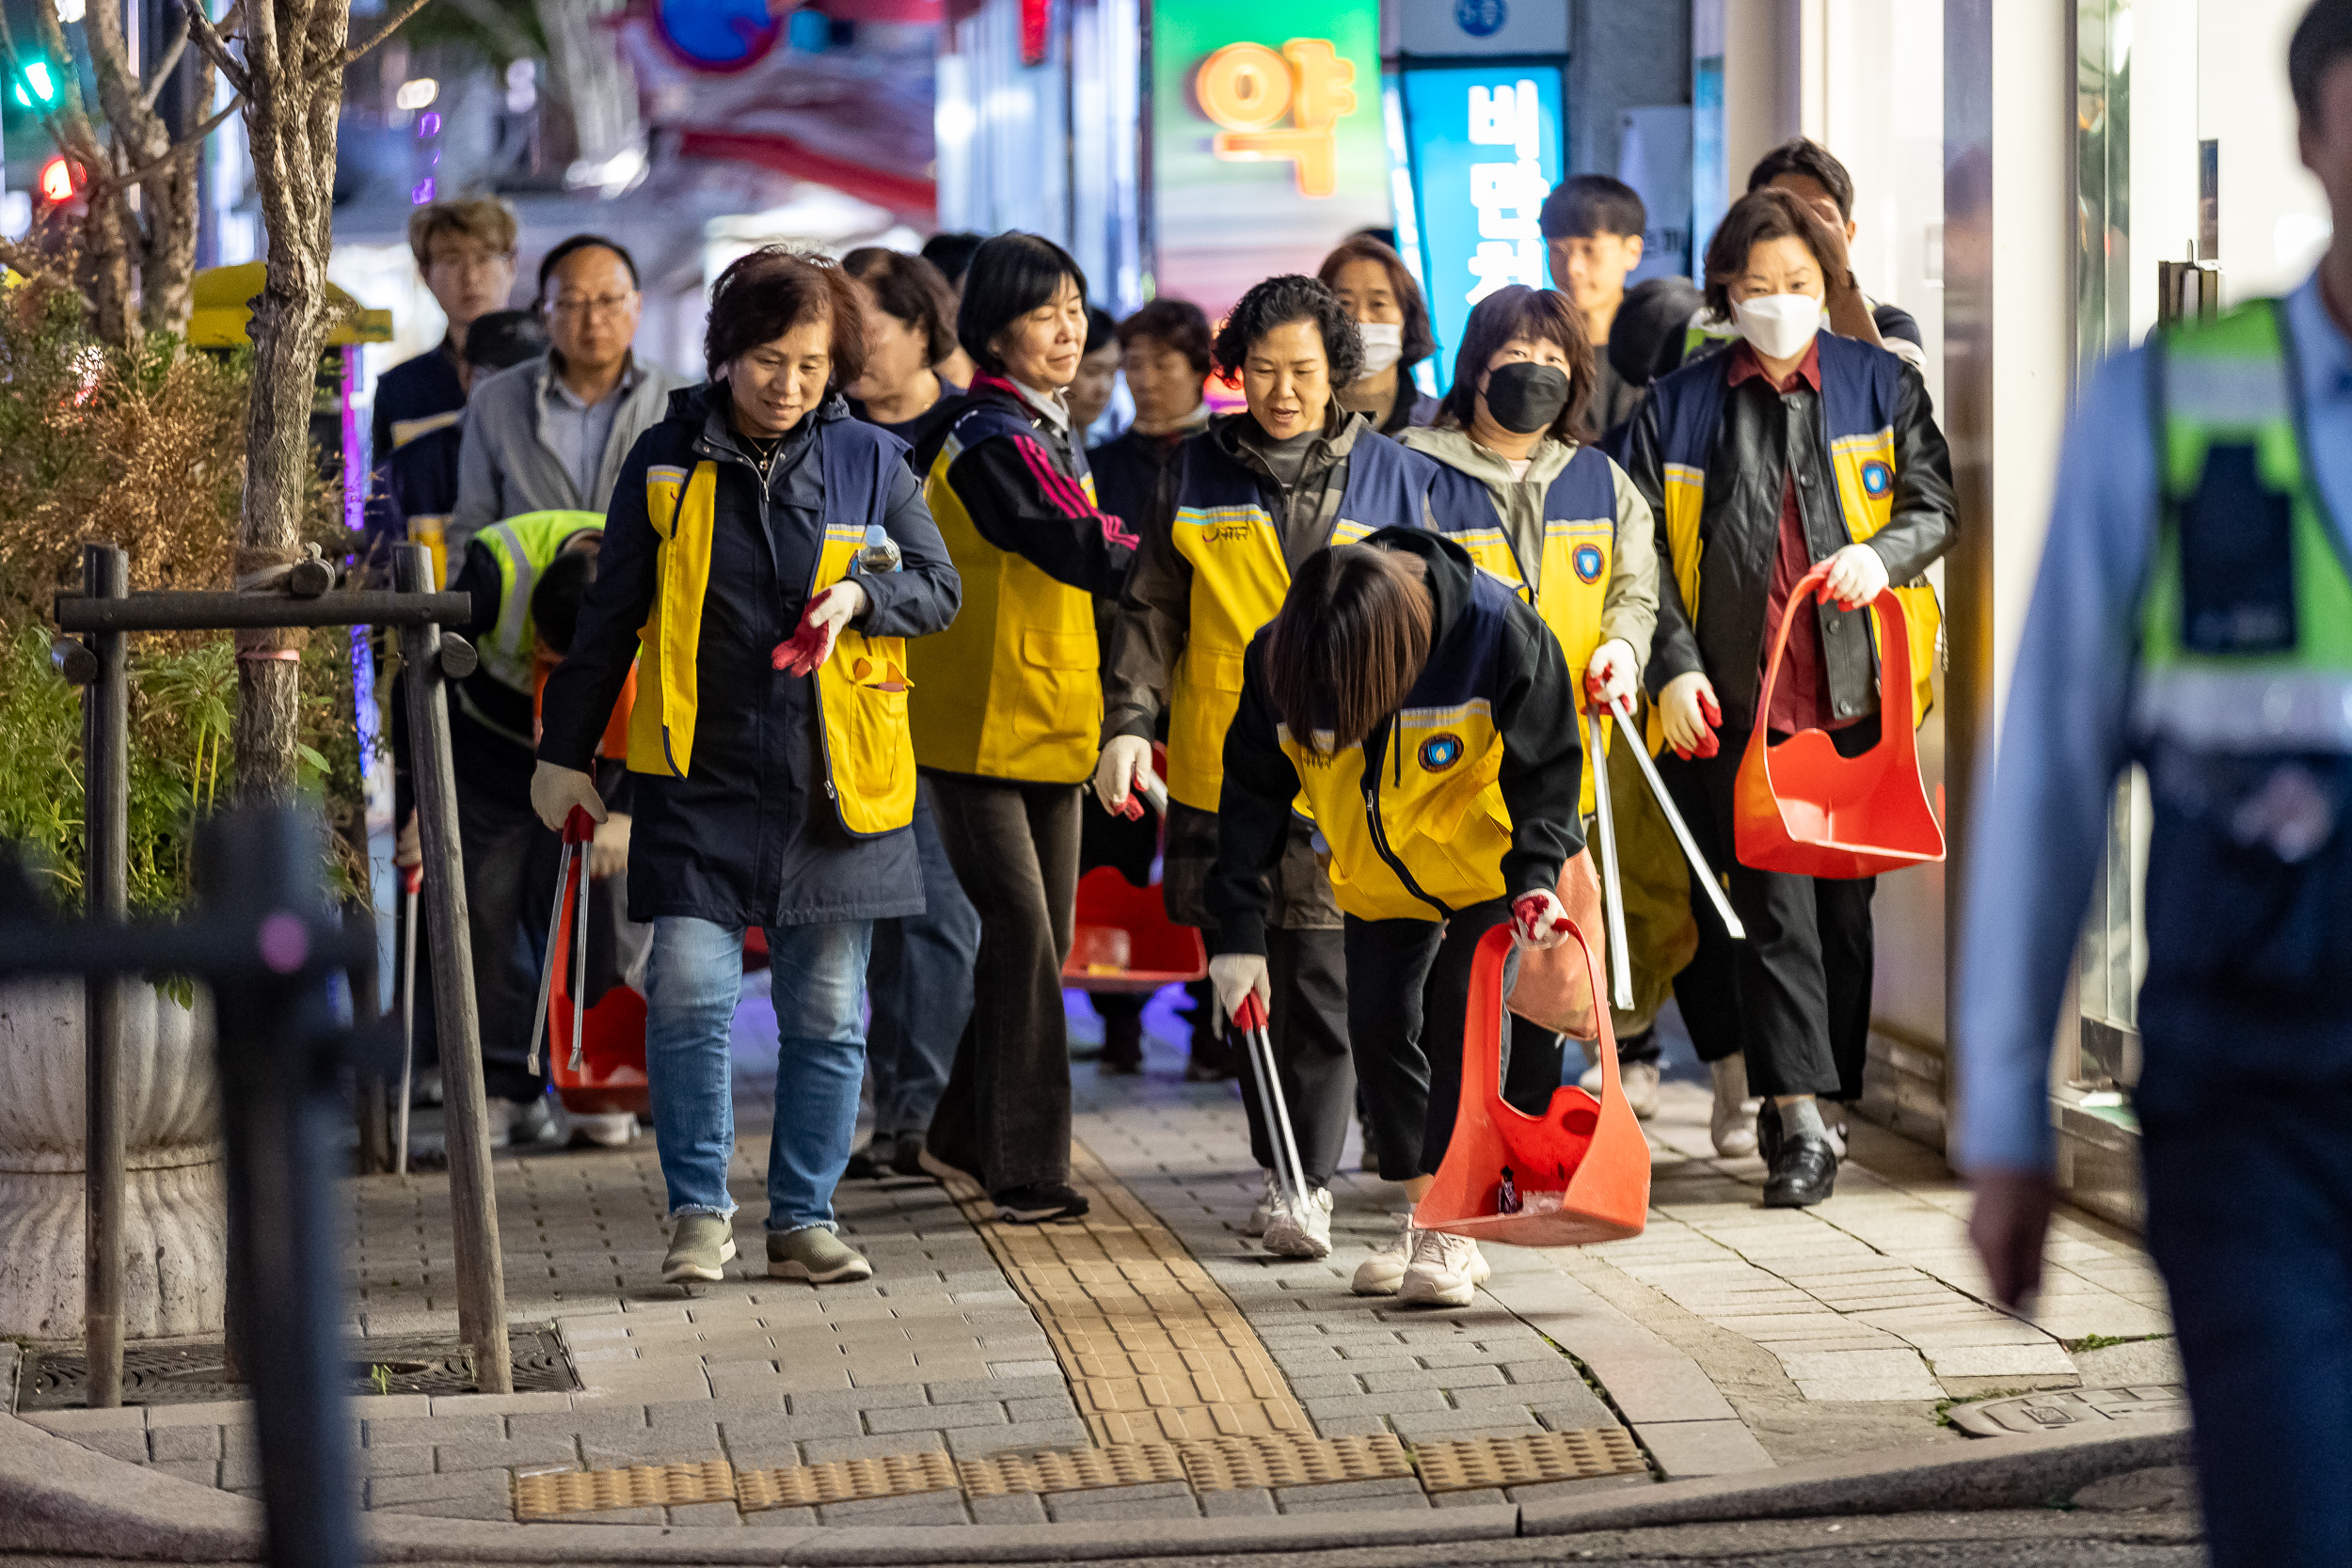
[568,1110,636,1148]
[1262,1186,1333,1259]
[1710,1057,1759,1157]
[1351,1208,1415,1295]
[1578,1056,1661,1118]
[1244,1170,1277,1237]
[1398,1228,1490,1308]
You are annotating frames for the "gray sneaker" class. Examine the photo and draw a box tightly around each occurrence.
[661,1213,737,1283]
[768,1226,874,1284]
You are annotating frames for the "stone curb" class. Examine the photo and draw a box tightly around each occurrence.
[0,1406,2189,1564]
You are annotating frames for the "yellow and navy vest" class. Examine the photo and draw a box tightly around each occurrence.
[1650,330,1941,725]
[631,422,917,837]
[1164,429,1434,812]
[1427,445,1618,812]
[1279,569,1530,923]
[908,404,1102,784]
[473,510,606,695]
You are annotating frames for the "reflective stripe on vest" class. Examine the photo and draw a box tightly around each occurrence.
[473,510,606,695]
[1277,571,1523,923]
[905,408,1102,784]
[1650,331,1942,726]
[1428,444,1616,814]
[1164,430,1430,812]
[2137,297,2352,754]
[625,427,915,836]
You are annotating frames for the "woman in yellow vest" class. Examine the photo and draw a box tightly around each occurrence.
[1404,284,1677,1129]
[1209,529,1586,1307]
[532,248,961,1288]
[906,233,1140,1225]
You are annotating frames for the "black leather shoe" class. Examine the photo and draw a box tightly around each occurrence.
[844,1131,892,1180]
[1762,1132,1838,1208]
[993,1182,1090,1224]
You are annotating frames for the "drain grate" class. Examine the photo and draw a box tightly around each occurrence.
[14,1328,577,1411]
[1948,1385,2186,1439]
[1413,1428,1647,1492]
[513,1429,1635,1520]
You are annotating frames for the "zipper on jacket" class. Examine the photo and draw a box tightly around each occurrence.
[1359,721,1449,917]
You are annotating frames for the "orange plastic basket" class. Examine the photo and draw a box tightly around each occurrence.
[1734,567,1947,879]
[1061,866,1209,995]
[1417,922,1650,1247]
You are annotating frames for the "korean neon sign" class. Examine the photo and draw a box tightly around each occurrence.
[1195,38,1358,198]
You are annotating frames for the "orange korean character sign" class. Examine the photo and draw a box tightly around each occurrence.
[1195,38,1357,198]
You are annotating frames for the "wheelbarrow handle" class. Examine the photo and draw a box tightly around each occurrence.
[1607,692,1747,941]
[1588,713,1636,1014]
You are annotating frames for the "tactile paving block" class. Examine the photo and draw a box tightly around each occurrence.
[959,1441,1190,1497]
[736,1449,962,1510]
[512,1459,735,1519]
[1179,1431,1413,1491]
[1411,1428,1648,1492]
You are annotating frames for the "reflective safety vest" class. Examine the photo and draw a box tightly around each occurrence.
[1164,430,1434,812]
[2139,299,2352,751]
[1427,444,1617,813]
[908,406,1101,784]
[631,425,916,837]
[1279,570,1526,922]
[473,510,606,695]
[1650,329,1942,725]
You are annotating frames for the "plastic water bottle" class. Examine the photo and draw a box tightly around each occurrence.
[858,523,902,575]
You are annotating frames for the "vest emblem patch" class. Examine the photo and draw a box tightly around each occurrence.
[1861,459,1894,498]
[1573,544,1604,583]
[1419,734,1464,772]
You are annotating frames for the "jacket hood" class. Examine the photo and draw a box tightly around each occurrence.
[1399,424,1576,497]
[1359,525,1477,649]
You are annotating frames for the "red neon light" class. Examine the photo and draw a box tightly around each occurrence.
[1020,0,1050,66]
[39,155,76,203]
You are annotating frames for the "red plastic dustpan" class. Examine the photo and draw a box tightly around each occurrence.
[545,863,652,1117]
[1061,865,1208,995]
[1734,566,1947,879]
[1417,922,1650,1247]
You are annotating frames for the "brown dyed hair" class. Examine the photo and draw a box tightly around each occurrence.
[1701,187,1850,321]
[1267,545,1434,753]
[841,247,960,367]
[1436,285,1595,444]
[1315,235,1437,377]
[407,196,517,268]
[704,246,868,388]
[1117,296,1215,376]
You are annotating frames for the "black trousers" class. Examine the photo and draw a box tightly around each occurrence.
[1682,722,1879,1101]
[1234,927,1355,1188]
[923,775,1082,1194]
[1343,901,1559,1181]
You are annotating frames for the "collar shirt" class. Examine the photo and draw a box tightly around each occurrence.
[1725,339,1845,734]
[1007,375,1073,433]
[544,352,644,502]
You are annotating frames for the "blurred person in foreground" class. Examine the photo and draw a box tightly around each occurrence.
[840,244,981,1180]
[909,233,1138,1225]
[452,234,693,554]
[1962,7,2352,1561]
[1319,235,1440,436]
[373,197,518,461]
[532,248,960,1287]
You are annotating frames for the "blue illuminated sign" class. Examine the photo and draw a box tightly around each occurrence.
[1396,64,1564,391]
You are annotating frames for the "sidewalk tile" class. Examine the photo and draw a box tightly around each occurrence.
[146,1400,262,1429]
[1631,1418,1775,1478]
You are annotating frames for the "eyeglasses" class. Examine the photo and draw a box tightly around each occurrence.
[548,293,637,320]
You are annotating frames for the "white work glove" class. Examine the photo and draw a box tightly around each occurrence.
[588,813,631,879]
[1583,638,1639,711]
[394,811,421,869]
[1822,542,1890,609]
[1658,670,1723,760]
[1208,952,1271,1026]
[773,579,871,675]
[1511,889,1572,951]
[530,760,609,832]
[1092,734,1154,816]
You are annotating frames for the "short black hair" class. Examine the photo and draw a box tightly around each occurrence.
[920,231,986,287]
[1540,174,1646,241]
[840,246,960,366]
[2291,0,2352,121]
[462,309,549,372]
[1213,274,1364,388]
[956,232,1089,374]
[1084,304,1117,356]
[1746,138,1855,220]
[530,541,600,657]
[1116,297,1214,376]
[536,234,640,297]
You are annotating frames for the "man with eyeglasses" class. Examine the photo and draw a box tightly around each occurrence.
[451,234,693,555]
[373,198,520,465]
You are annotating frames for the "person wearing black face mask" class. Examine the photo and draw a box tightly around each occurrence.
[1409,286,1682,1130]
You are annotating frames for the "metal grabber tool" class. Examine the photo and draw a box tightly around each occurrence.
[1605,691,1748,940]
[1588,710,1636,1012]
[1232,990,1311,1214]
[527,804,598,1075]
[394,863,421,1176]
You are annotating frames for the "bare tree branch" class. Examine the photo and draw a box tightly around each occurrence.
[342,0,433,71]
[182,0,250,96]
[116,94,246,187]
[141,9,194,111]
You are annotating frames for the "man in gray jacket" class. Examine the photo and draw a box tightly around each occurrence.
[451,234,694,553]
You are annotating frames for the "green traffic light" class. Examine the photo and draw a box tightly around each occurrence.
[24,61,56,103]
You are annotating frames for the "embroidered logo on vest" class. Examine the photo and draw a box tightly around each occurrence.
[1861,459,1894,498]
[1573,543,1604,583]
[1420,734,1464,771]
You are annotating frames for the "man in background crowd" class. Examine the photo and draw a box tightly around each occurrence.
[373,197,519,463]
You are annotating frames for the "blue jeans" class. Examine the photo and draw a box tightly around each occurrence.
[865,782,979,1134]
[2140,1074,2352,1568]
[644,916,871,1233]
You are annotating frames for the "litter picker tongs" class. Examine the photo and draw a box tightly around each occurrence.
[1603,691,1747,941]
[1232,990,1312,1220]
[527,804,597,1076]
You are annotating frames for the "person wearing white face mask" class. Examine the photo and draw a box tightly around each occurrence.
[1320,235,1442,436]
[1620,188,1957,1209]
